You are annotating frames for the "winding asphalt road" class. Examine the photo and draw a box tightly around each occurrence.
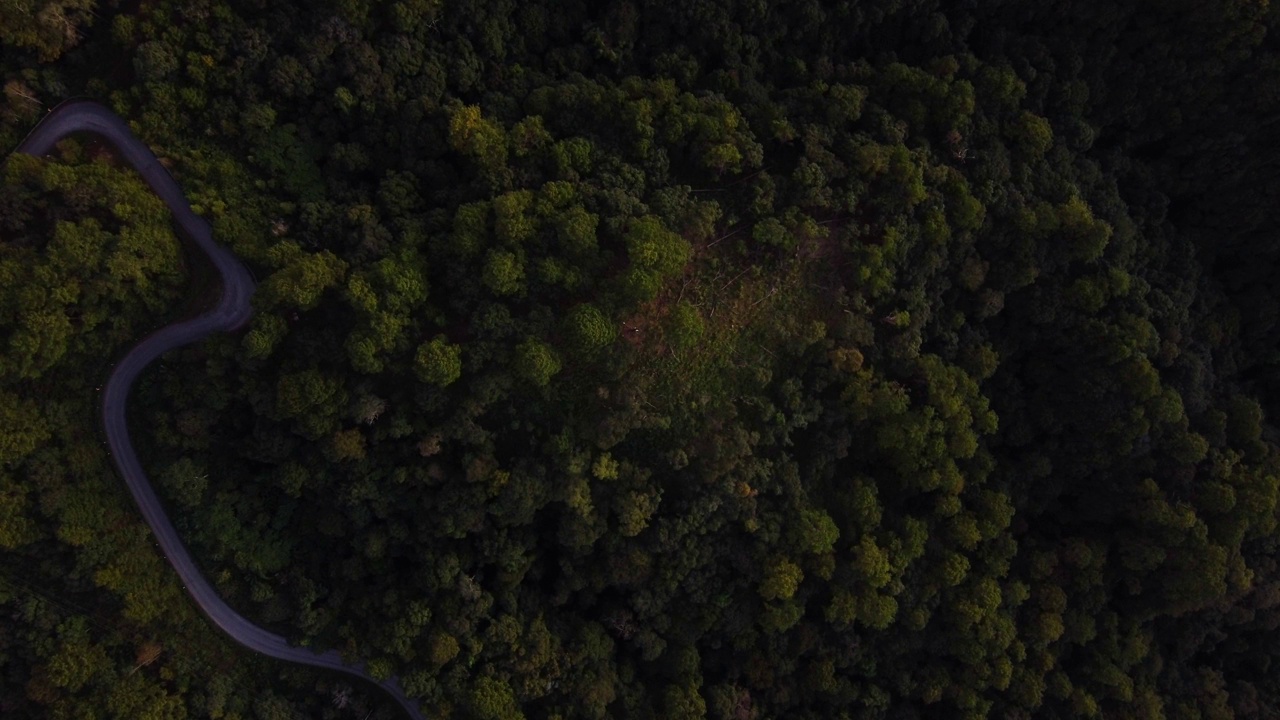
[14,100,426,720]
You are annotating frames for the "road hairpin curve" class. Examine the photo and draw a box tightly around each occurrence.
[13,99,426,720]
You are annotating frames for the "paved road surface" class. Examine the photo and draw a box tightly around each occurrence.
[14,99,426,720]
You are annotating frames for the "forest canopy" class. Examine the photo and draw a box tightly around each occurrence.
[5,0,1280,718]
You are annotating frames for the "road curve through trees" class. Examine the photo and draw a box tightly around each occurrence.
[13,100,426,720]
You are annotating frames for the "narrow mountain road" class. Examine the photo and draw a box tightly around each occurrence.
[14,99,426,720]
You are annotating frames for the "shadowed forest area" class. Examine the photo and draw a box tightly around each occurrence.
[5,0,1280,718]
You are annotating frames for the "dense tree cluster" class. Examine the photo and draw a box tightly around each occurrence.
[6,0,1280,718]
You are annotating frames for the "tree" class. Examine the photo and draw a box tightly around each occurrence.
[275,368,347,438]
[493,190,536,245]
[449,104,509,172]
[416,336,463,387]
[564,303,615,352]
[131,641,163,674]
[107,673,188,720]
[666,302,705,351]
[663,684,707,720]
[513,339,561,387]
[158,458,207,509]
[469,677,524,720]
[258,244,348,311]
[556,204,599,256]
[1011,111,1054,157]
[327,428,367,462]
[0,391,50,465]
[625,215,689,278]
[759,557,803,601]
[852,534,892,589]
[483,249,526,296]
[0,0,96,61]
